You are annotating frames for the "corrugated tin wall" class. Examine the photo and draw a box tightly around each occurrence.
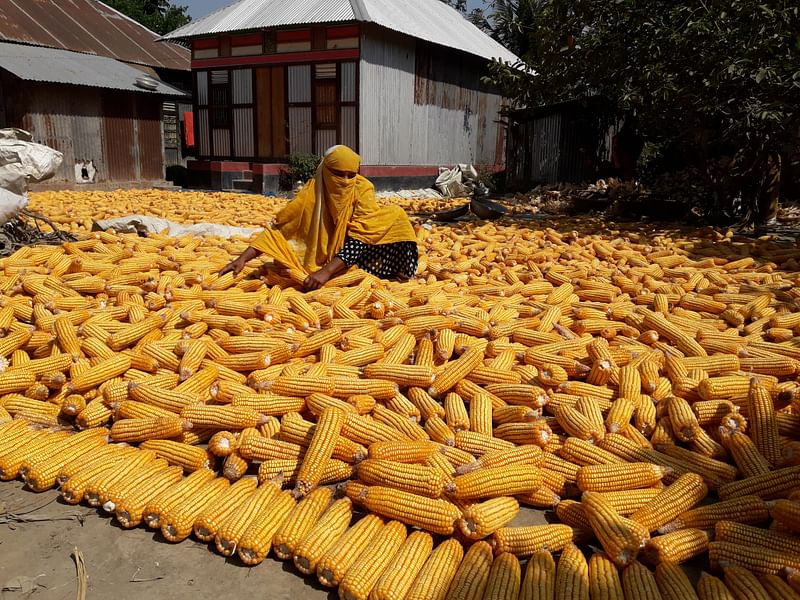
[531,113,561,182]
[20,86,105,182]
[359,25,503,166]
[232,68,254,157]
[505,102,616,188]
[137,99,165,180]
[288,64,312,154]
[16,82,165,183]
[504,113,562,187]
[103,94,137,181]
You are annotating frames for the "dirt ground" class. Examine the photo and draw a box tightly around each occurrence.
[0,481,549,600]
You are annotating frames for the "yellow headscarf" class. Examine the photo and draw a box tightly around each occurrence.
[250,145,417,274]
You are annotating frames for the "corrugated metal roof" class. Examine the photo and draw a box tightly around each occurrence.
[162,0,518,63]
[361,0,518,63]
[0,41,187,95]
[162,0,355,37]
[0,0,190,71]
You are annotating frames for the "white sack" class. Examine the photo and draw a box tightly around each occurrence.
[0,128,63,224]
[94,215,260,239]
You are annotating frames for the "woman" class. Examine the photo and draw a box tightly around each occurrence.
[220,145,419,290]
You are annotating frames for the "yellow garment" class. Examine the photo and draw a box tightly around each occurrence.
[251,145,417,274]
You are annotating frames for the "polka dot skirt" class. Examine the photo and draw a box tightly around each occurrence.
[336,236,419,280]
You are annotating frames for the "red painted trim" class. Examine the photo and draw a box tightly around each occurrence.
[276,29,311,43]
[252,164,286,175]
[232,33,263,46]
[360,166,441,177]
[193,38,218,50]
[190,161,469,179]
[192,49,359,68]
[327,25,359,39]
[211,161,252,172]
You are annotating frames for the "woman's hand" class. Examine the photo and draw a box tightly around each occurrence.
[219,255,247,277]
[219,246,261,277]
[303,257,347,291]
[303,269,331,291]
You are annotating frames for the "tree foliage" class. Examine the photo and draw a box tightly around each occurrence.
[479,0,545,57]
[438,0,489,29]
[105,0,190,35]
[487,0,800,224]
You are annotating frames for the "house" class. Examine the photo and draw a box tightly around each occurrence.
[0,0,191,187]
[162,0,518,192]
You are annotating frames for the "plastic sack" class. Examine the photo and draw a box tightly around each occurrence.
[93,215,260,239]
[0,128,63,224]
[435,163,486,198]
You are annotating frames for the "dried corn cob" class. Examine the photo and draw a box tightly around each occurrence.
[714,520,800,557]
[491,524,574,556]
[576,463,668,493]
[642,529,711,565]
[582,491,649,566]
[272,486,333,560]
[356,458,448,498]
[554,543,590,600]
[337,520,407,600]
[139,439,213,472]
[315,513,385,587]
[709,542,800,574]
[236,489,296,565]
[444,539,493,600]
[451,464,541,500]
[109,416,191,442]
[458,497,520,540]
[748,379,782,467]
[142,468,216,529]
[192,476,259,542]
[369,530,433,600]
[661,496,770,533]
[631,473,708,532]
[160,476,232,542]
[621,560,662,600]
[588,552,624,600]
[405,537,464,600]
[292,497,353,574]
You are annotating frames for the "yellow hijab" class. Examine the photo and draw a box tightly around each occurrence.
[250,145,417,274]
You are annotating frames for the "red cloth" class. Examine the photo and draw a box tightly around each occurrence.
[183,111,194,147]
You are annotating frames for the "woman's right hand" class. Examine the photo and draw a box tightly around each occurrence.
[219,255,247,277]
[219,246,262,277]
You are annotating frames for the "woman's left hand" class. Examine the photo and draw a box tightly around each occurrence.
[303,270,331,291]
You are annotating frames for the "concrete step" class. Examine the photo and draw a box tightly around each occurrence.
[231,179,254,192]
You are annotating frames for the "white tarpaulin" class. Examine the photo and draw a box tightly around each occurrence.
[0,128,63,224]
[93,215,260,239]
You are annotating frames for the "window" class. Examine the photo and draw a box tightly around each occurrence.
[195,69,257,158]
[285,61,358,155]
[209,70,230,129]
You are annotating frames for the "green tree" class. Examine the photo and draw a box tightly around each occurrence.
[481,0,545,57]
[105,0,190,35]
[488,0,800,227]
[439,0,489,30]
[439,0,468,12]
